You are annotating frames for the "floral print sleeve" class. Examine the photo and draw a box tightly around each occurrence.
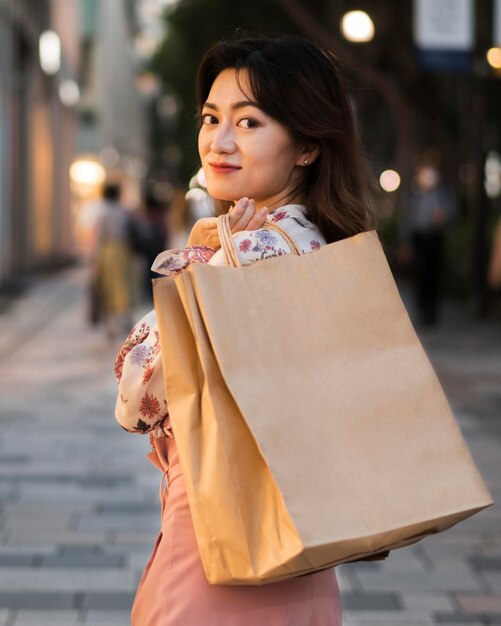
[114,245,216,436]
[114,205,325,437]
[208,204,326,267]
[114,309,172,435]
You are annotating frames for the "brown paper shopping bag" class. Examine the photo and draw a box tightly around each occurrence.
[153,215,493,585]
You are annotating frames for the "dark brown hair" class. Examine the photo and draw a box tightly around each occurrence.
[196,35,378,243]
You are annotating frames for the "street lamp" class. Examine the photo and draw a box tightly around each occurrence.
[486,47,501,69]
[69,159,106,187]
[341,11,375,43]
[39,30,61,75]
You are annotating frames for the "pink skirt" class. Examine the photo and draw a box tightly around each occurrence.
[131,435,343,626]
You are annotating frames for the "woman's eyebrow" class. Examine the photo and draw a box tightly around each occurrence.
[203,100,260,111]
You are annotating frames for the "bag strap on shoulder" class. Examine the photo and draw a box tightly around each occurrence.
[217,213,301,268]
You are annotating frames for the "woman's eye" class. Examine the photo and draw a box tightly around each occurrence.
[237,118,259,129]
[201,113,218,125]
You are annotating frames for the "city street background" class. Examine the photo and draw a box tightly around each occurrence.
[1,0,501,624]
[0,267,500,625]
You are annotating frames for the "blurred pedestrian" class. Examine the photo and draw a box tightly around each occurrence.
[113,34,380,626]
[134,191,170,301]
[400,161,457,326]
[90,181,135,337]
[488,213,501,292]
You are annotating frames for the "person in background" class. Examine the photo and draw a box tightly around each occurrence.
[91,181,136,337]
[488,211,501,294]
[400,160,457,326]
[134,191,170,301]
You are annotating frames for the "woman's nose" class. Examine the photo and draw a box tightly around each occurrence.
[210,123,236,154]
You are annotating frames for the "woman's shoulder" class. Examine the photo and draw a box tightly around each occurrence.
[265,204,326,253]
[209,204,326,267]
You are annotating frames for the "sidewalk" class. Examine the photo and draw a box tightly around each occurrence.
[0,267,500,626]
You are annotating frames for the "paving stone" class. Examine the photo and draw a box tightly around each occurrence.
[96,502,158,513]
[82,610,132,625]
[5,530,109,546]
[109,531,157,547]
[0,555,34,567]
[4,512,74,532]
[18,483,150,505]
[81,592,134,610]
[77,512,159,531]
[428,621,482,626]
[0,592,75,610]
[481,572,501,593]
[2,502,93,516]
[0,489,16,504]
[9,609,81,625]
[0,455,28,464]
[470,557,501,571]
[0,568,135,592]
[456,595,501,613]
[343,610,433,623]
[401,592,456,612]
[0,547,55,557]
[356,568,484,593]
[435,613,494,623]
[341,592,403,611]
[41,552,124,568]
[420,544,484,562]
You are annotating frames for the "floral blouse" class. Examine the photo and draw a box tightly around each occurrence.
[114,204,326,440]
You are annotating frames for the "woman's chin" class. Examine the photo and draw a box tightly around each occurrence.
[206,184,239,203]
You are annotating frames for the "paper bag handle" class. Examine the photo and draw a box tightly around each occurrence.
[217,212,302,268]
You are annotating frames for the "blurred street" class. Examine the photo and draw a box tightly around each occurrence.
[0,269,499,625]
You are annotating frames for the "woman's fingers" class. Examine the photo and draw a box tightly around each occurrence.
[230,197,258,232]
[246,207,268,231]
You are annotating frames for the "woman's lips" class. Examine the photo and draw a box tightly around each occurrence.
[209,163,241,174]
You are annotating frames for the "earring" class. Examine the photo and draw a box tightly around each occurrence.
[303,156,309,166]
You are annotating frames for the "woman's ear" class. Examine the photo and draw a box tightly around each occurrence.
[296,143,321,167]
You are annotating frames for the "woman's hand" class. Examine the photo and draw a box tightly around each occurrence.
[187,197,267,249]
[229,198,267,233]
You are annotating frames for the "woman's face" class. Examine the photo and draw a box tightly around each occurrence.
[198,68,306,211]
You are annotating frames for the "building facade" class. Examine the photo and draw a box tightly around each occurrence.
[0,0,80,289]
[77,0,149,208]
[0,0,150,289]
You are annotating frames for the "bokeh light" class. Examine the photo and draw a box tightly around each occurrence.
[39,30,61,75]
[379,169,401,192]
[59,80,80,107]
[341,11,375,43]
[69,159,106,186]
[486,47,501,69]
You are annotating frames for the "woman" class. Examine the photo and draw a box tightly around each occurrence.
[115,35,377,625]
[91,181,135,336]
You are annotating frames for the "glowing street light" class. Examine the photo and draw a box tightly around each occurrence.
[69,159,106,186]
[487,47,501,69]
[39,30,61,75]
[341,11,375,43]
[59,80,80,107]
[380,169,401,192]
